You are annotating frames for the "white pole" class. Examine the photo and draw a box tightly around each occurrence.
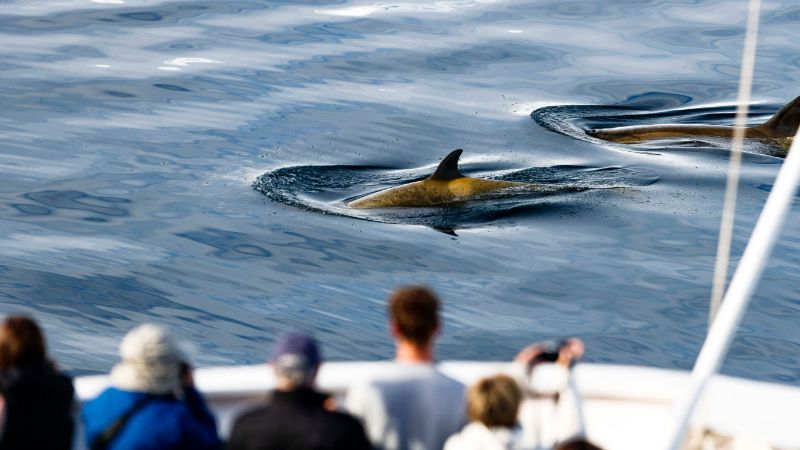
[665,130,800,450]
[709,0,762,324]
[665,1,765,447]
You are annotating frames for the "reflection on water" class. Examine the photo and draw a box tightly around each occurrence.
[0,0,799,381]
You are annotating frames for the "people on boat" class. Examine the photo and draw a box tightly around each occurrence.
[514,338,586,449]
[345,285,466,450]
[444,374,529,450]
[227,330,371,450]
[1,290,590,450]
[82,323,221,450]
[0,315,74,450]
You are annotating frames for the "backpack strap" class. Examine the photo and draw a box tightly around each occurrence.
[90,395,154,450]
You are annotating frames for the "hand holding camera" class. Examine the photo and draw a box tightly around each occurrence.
[514,337,584,370]
[515,338,584,399]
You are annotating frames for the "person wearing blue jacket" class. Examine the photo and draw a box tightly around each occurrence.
[82,323,221,450]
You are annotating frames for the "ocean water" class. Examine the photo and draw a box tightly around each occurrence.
[1,0,799,382]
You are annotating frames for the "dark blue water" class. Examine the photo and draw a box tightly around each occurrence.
[1,0,799,382]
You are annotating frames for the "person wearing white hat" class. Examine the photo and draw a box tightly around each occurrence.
[82,323,221,450]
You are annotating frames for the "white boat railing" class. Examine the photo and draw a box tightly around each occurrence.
[74,362,800,450]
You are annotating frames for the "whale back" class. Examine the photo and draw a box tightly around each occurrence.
[428,149,464,180]
[758,95,800,137]
[347,149,543,209]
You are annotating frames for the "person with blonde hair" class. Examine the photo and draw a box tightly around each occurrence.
[82,323,220,450]
[444,374,528,450]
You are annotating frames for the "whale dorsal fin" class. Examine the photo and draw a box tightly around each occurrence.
[429,149,464,180]
[758,95,800,137]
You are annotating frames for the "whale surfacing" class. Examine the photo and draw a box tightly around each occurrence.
[347,149,539,209]
[588,95,800,150]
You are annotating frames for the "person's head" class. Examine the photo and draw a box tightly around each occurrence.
[109,323,185,395]
[467,374,522,428]
[271,331,321,390]
[0,316,47,370]
[554,439,604,450]
[388,286,440,351]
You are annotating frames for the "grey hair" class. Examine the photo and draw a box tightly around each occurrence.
[274,354,316,388]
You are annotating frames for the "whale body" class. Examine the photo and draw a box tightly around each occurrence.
[348,149,543,209]
[588,95,800,150]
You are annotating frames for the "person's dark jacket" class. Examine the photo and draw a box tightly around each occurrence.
[227,388,371,450]
[0,359,75,450]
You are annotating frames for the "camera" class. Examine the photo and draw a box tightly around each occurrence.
[525,341,572,397]
[534,350,560,363]
[530,341,562,365]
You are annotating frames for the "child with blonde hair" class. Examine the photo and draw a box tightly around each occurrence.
[444,374,529,450]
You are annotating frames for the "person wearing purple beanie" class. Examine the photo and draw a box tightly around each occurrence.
[227,331,371,450]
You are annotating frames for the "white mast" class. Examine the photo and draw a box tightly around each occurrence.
[664,0,800,447]
[666,129,800,450]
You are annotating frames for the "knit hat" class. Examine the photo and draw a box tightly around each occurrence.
[109,323,185,394]
[270,331,321,386]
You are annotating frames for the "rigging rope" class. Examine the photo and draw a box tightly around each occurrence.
[708,0,762,324]
[669,0,763,447]
[667,114,800,450]
[665,0,800,448]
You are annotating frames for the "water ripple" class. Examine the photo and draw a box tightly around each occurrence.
[0,0,799,382]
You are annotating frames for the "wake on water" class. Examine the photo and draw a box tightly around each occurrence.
[531,92,787,157]
[252,93,795,231]
[252,162,658,232]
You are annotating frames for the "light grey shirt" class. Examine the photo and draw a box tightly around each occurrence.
[346,363,466,450]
